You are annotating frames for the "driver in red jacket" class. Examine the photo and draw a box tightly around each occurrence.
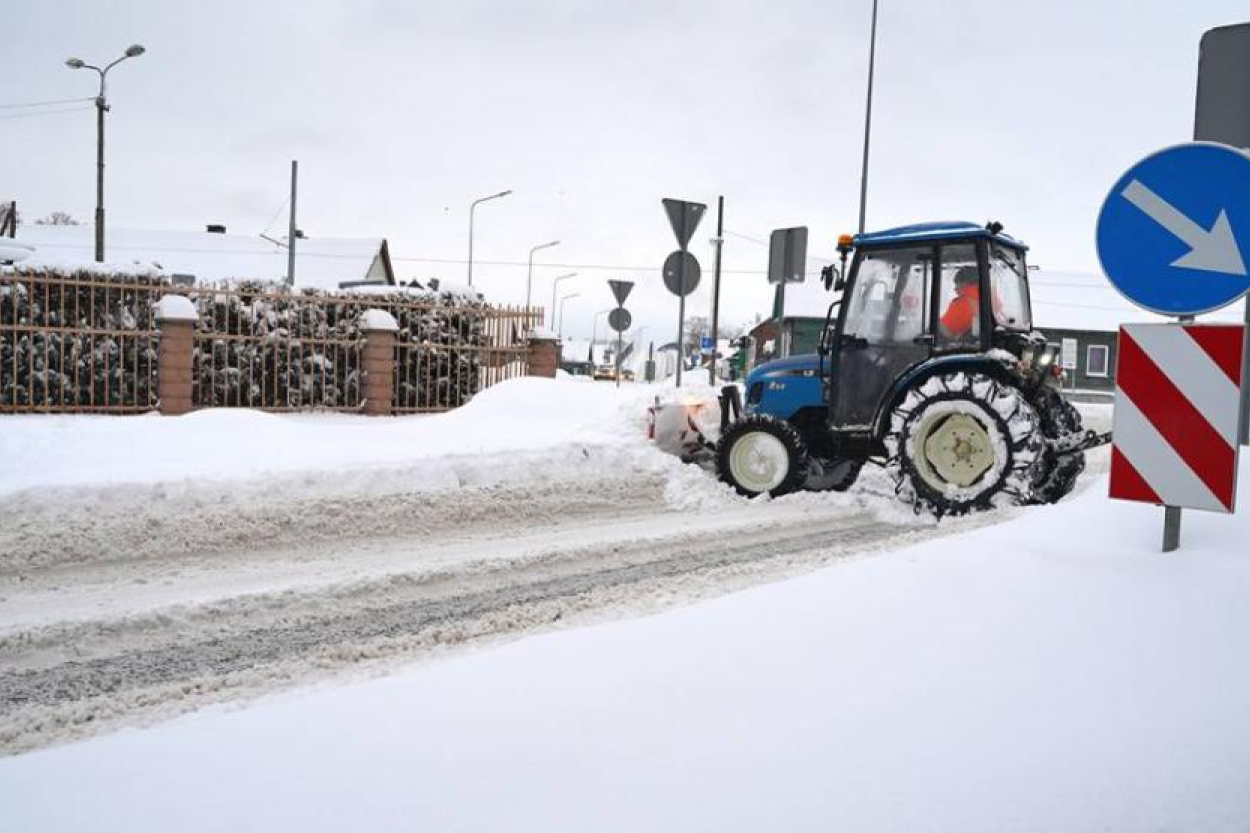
[941,266,981,338]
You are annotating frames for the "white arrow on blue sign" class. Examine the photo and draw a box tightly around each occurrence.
[1097,142,1250,317]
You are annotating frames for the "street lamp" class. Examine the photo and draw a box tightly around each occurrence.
[557,292,580,339]
[467,189,512,286]
[526,240,559,310]
[65,43,146,262]
[857,0,879,234]
[549,272,576,328]
[591,308,613,353]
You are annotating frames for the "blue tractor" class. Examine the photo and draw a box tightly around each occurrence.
[716,221,1104,516]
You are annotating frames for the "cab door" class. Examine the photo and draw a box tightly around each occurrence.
[831,245,935,429]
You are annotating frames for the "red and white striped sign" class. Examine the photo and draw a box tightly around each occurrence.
[1110,323,1244,513]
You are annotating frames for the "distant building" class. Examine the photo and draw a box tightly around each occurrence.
[15,224,395,291]
[745,269,1243,398]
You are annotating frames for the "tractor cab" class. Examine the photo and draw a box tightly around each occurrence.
[822,221,1047,445]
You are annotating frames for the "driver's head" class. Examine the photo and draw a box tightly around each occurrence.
[954,266,979,290]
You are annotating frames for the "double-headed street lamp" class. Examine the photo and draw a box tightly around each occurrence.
[467,189,512,287]
[549,272,576,329]
[65,44,146,263]
[526,240,559,310]
[557,292,579,338]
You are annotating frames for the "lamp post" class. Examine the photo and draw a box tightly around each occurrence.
[591,308,612,355]
[467,189,512,286]
[65,44,146,263]
[549,272,577,328]
[857,0,879,234]
[557,292,580,339]
[526,240,559,310]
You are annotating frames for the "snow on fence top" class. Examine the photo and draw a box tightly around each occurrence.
[154,295,198,322]
[360,309,399,332]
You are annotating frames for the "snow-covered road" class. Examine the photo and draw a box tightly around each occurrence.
[0,384,1113,759]
[0,463,963,755]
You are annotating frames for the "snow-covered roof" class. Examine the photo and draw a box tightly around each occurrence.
[14,225,395,292]
[778,268,1246,332]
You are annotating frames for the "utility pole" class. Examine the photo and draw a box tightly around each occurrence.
[65,44,145,262]
[857,0,879,234]
[709,195,724,385]
[286,160,298,286]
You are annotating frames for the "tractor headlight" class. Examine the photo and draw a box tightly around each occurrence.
[1038,350,1054,367]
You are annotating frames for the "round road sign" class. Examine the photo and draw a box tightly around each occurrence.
[608,307,632,332]
[662,250,701,297]
[1096,142,1250,316]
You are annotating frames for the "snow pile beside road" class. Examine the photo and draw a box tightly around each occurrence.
[0,377,655,497]
[0,379,760,570]
[4,463,1247,831]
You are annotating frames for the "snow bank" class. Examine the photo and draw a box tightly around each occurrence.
[0,377,655,497]
[3,463,1248,831]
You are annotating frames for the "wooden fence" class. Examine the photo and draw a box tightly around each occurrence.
[0,270,541,415]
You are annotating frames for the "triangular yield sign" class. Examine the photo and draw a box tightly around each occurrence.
[662,198,707,250]
[608,279,634,306]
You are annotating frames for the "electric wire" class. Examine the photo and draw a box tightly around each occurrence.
[0,96,94,109]
[0,105,93,121]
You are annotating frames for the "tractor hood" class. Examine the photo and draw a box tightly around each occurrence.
[744,353,825,420]
[746,353,821,383]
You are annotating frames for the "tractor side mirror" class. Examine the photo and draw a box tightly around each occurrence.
[821,264,842,291]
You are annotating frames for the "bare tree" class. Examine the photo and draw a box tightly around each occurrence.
[35,211,80,226]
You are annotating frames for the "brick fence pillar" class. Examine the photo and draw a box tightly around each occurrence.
[361,309,399,416]
[527,333,562,378]
[155,295,198,416]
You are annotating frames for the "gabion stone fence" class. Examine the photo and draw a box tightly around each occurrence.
[0,268,549,415]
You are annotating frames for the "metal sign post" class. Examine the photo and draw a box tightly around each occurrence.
[1097,141,1250,550]
[660,198,706,386]
[607,285,633,389]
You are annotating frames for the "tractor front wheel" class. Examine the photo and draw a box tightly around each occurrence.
[884,372,1044,517]
[716,415,809,498]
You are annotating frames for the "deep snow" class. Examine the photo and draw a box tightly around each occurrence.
[2,450,1247,831]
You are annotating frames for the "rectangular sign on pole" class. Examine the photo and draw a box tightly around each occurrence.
[1195,22,1250,149]
[767,227,808,285]
[1061,338,1078,371]
[1194,22,1250,446]
[1109,323,1244,513]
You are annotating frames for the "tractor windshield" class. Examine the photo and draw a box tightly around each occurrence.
[988,244,1031,330]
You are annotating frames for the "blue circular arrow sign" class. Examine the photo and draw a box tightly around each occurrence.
[1096,142,1250,316]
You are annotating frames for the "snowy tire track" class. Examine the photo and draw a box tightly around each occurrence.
[0,507,928,755]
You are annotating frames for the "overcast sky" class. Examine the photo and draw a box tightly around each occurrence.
[3,0,1247,339]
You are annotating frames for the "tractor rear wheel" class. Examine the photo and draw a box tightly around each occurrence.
[1032,386,1086,504]
[716,415,809,498]
[884,372,1044,517]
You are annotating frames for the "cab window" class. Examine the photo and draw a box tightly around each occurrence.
[937,244,981,348]
[842,247,932,346]
[988,244,1031,330]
